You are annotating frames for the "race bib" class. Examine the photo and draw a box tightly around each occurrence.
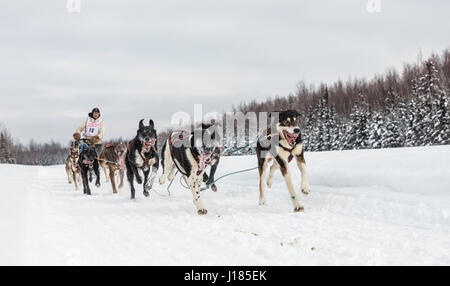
[85,118,101,136]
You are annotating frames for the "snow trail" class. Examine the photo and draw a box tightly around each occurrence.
[0,146,449,265]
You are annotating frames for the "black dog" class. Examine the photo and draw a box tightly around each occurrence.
[78,143,101,195]
[125,119,159,200]
[159,123,221,215]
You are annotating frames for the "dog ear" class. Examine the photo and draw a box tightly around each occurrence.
[139,119,145,130]
[149,119,154,129]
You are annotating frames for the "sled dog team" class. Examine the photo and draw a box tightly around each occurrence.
[66,108,310,215]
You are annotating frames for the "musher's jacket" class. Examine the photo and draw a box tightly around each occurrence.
[76,116,105,144]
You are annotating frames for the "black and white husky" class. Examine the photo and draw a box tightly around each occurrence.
[159,123,221,215]
[125,119,159,200]
[256,110,310,212]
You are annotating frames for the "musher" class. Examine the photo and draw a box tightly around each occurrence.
[73,107,105,155]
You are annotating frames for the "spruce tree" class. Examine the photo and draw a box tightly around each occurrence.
[343,93,371,150]
[431,89,450,145]
[368,111,384,149]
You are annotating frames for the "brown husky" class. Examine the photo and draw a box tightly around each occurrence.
[99,141,127,194]
[65,141,82,190]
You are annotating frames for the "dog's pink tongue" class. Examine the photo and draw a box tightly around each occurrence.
[289,133,299,145]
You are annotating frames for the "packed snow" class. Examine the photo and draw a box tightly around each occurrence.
[0,146,449,265]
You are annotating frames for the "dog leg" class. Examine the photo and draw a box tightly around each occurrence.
[205,159,219,192]
[267,161,279,188]
[101,162,109,183]
[187,176,207,215]
[126,165,136,200]
[159,145,171,185]
[167,165,177,182]
[73,172,79,190]
[81,170,91,195]
[66,163,73,184]
[145,165,158,194]
[296,152,310,195]
[94,163,101,188]
[276,156,304,212]
[132,165,142,184]
[118,169,124,189]
[143,170,150,197]
[75,172,81,190]
[258,156,269,205]
[109,166,118,194]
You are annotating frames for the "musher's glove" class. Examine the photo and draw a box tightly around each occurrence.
[89,136,101,144]
[73,132,81,141]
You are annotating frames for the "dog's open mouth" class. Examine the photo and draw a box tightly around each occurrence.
[143,138,156,150]
[283,130,299,147]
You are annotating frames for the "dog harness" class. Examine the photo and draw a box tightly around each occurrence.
[168,131,213,177]
[168,132,190,177]
[260,128,295,163]
[280,145,295,163]
[128,140,154,170]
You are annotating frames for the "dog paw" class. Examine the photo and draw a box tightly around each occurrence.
[266,180,273,188]
[259,197,267,205]
[197,209,208,215]
[143,190,149,197]
[118,184,123,189]
[211,184,218,192]
[96,182,101,188]
[136,177,143,184]
[144,183,152,192]
[294,205,304,212]
[301,187,310,195]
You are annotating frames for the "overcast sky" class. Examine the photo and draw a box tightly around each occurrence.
[1,0,449,144]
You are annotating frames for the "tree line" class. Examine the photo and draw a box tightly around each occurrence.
[228,49,450,153]
[0,126,67,165]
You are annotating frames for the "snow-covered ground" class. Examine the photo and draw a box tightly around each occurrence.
[0,146,449,265]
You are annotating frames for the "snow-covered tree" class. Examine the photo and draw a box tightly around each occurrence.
[343,93,371,150]
[368,111,385,149]
[430,89,450,145]
[0,129,15,164]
